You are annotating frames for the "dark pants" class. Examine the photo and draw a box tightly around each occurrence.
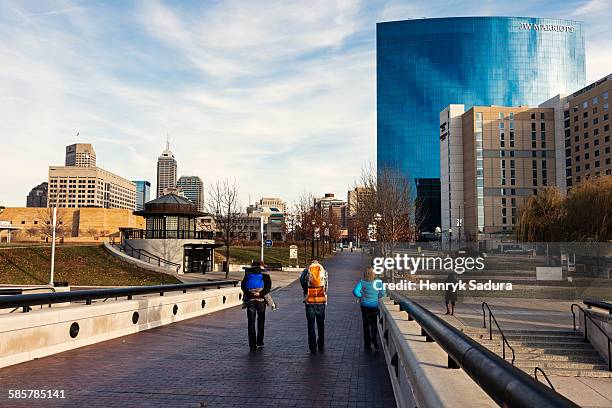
[361,306,379,348]
[247,300,266,348]
[305,303,326,352]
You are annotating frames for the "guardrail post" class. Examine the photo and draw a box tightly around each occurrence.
[391,353,399,377]
[421,328,434,342]
[86,299,92,305]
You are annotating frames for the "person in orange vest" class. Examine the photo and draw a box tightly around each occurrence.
[300,258,328,353]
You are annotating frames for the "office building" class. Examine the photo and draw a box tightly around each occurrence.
[48,143,135,209]
[157,141,177,198]
[347,187,373,216]
[133,180,151,211]
[441,105,556,239]
[65,143,96,167]
[26,182,48,208]
[314,194,347,229]
[48,166,136,209]
[541,74,612,190]
[377,17,586,230]
[258,198,286,214]
[176,176,204,211]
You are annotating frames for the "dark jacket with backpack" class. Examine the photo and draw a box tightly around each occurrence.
[241,267,272,301]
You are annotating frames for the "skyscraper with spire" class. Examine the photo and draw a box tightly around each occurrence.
[156,139,177,198]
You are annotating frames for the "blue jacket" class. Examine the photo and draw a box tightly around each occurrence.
[353,279,385,308]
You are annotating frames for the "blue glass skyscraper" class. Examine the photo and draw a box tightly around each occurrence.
[376,17,585,230]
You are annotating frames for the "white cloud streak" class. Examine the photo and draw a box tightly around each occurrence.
[0,0,610,208]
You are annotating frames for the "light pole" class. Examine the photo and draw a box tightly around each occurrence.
[311,220,316,259]
[322,222,327,257]
[49,206,58,285]
[260,215,264,262]
[373,213,382,256]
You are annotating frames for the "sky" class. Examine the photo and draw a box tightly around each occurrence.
[0,0,611,208]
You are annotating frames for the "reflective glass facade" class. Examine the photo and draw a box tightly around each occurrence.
[377,17,586,183]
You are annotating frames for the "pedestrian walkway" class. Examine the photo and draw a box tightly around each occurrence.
[0,252,396,408]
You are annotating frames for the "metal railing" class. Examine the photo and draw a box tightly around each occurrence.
[123,229,213,240]
[114,241,181,273]
[389,292,578,408]
[534,367,556,391]
[584,299,612,315]
[482,302,516,365]
[0,280,239,312]
[571,303,612,371]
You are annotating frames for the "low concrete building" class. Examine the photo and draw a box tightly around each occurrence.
[0,207,144,242]
[127,194,221,274]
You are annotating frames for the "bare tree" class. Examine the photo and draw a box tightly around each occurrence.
[86,228,99,238]
[35,208,72,241]
[352,163,419,258]
[205,179,246,278]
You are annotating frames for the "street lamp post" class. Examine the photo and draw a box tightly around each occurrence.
[435,226,442,253]
[311,220,316,259]
[49,206,58,285]
[322,222,327,257]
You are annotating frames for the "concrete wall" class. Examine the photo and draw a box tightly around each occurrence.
[0,207,144,242]
[378,299,495,408]
[103,241,178,274]
[578,308,612,366]
[125,238,215,273]
[0,286,241,369]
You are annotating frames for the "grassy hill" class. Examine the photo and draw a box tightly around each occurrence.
[0,245,180,286]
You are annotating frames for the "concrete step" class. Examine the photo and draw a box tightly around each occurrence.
[510,353,604,363]
[515,367,612,378]
[514,359,609,370]
[487,345,597,355]
[460,328,577,337]
[469,334,585,343]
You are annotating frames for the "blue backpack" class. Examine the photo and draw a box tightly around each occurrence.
[244,273,264,290]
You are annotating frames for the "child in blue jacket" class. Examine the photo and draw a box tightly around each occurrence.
[352,267,386,350]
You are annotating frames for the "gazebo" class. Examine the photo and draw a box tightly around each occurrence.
[134,193,203,239]
[122,193,221,274]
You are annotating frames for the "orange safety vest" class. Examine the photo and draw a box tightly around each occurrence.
[306,264,327,304]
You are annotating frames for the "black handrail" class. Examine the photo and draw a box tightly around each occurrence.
[534,367,556,391]
[389,292,578,408]
[115,241,181,273]
[584,299,612,315]
[482,302,516,365]
[0,280,239,311]
[571,303,612,371]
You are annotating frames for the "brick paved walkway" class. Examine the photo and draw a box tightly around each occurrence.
[0,252,396,407]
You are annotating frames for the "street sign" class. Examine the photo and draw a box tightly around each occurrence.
[265,239,273,248]
[289,245,298,259]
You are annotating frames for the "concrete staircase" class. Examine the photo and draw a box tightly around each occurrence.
[460,326,612,378]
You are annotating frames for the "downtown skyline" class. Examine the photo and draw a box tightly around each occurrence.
[1,0,611,207]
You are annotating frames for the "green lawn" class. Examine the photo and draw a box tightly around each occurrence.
[0,245,180,286]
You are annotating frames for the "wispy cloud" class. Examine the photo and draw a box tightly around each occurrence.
[0,0,610,207]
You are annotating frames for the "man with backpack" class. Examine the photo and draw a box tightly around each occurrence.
[300,258,328,353]
[241,260,272,351]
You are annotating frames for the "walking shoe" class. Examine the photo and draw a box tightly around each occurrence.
[271,303,278,311]
[257,344,265,350]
